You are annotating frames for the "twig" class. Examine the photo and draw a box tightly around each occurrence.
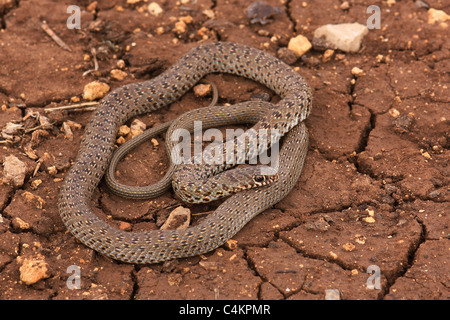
[40,20,72,52]
[44,101,99,113]
[83,48,100,76]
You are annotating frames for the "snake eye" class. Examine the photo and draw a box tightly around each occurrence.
[254,176,265,183]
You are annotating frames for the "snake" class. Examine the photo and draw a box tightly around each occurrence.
[58,42,312,264]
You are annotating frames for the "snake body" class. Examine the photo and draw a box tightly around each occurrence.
[58,42,312,264]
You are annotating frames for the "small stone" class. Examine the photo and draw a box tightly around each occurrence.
[386,0,396,7]
[2,155,27,187]
[19,254,50,285]
[119,221,132,231]
[313,23,369,52]
[116,59,126,69]
[110,69,127,81]
[224,239,238,250]
[151,138,159,147]
[351,67,364,76]
[47,165,58,175]
[173,21,187,34]
[193,83,212,97]
[288,35,312,57]
[414,0,429,9]
[148,2,163,16]
[329,251,338,259]
[155,26,165,35]
[116,136,126,145]
[22,191,46,209]
[13,217,31,230]
[118,125,131,137]
[343,242,356,252]
[203,9,215,19]
[277,47,298,65]
[354,234,366,245]
[160,206,191,230]
[421,150,432,160]
[180,16,193,24]
[389,108,400,118]
[363,216,376,223]
[427,8,450,24]
[30,179,42,190]
[393,113,415,133]
[322,49,334,62]
[130,119,147,137]
[325,289,341,300]
[340,1,350,10]
[82,81,110,101]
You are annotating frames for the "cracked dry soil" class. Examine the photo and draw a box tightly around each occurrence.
[0,0,449,300]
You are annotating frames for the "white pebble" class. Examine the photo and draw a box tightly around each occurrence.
[313,23,369,52]
[2,155,27,187]
[148,2,163,16]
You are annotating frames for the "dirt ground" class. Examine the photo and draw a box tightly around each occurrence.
[0,0,448,300]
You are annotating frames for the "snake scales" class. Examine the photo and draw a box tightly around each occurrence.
[58,42,312,264]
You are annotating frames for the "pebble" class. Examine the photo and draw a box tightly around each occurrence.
[414,0,429,9]
[174,20,187,34]
[340,1,350,10]
[363,216,376,223]
[118,125,131,137]
[30,179,42,190]
[130,118,147,137]
[325,289,341,300]
[342,242,356,252]
[151,138,159,147]
[110,69,128,81]
[119,221,132,231]
[287,35,312,57]
[351,66,364,76]
[427,8,450,25]
[392,113,415,133]
[224,239,238,250]
[322,49,334,62]
[277,47,298,65]
[193,83,212,97]
[147,2,163,16]
[313,23,368,52]
[2,155,27,187]
[18,254,50,285]
[82,81,110,101]
[203,9,215,19]
[160,206,191,230]
[116,59,126,69]
[13,217,30,230]
[22,191,46,209]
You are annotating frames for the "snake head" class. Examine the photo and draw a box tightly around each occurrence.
[173,164,279,204]
[234,165,279,190]
[252,166,279,186]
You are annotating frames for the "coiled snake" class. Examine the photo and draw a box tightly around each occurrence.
[58,42,312,264]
